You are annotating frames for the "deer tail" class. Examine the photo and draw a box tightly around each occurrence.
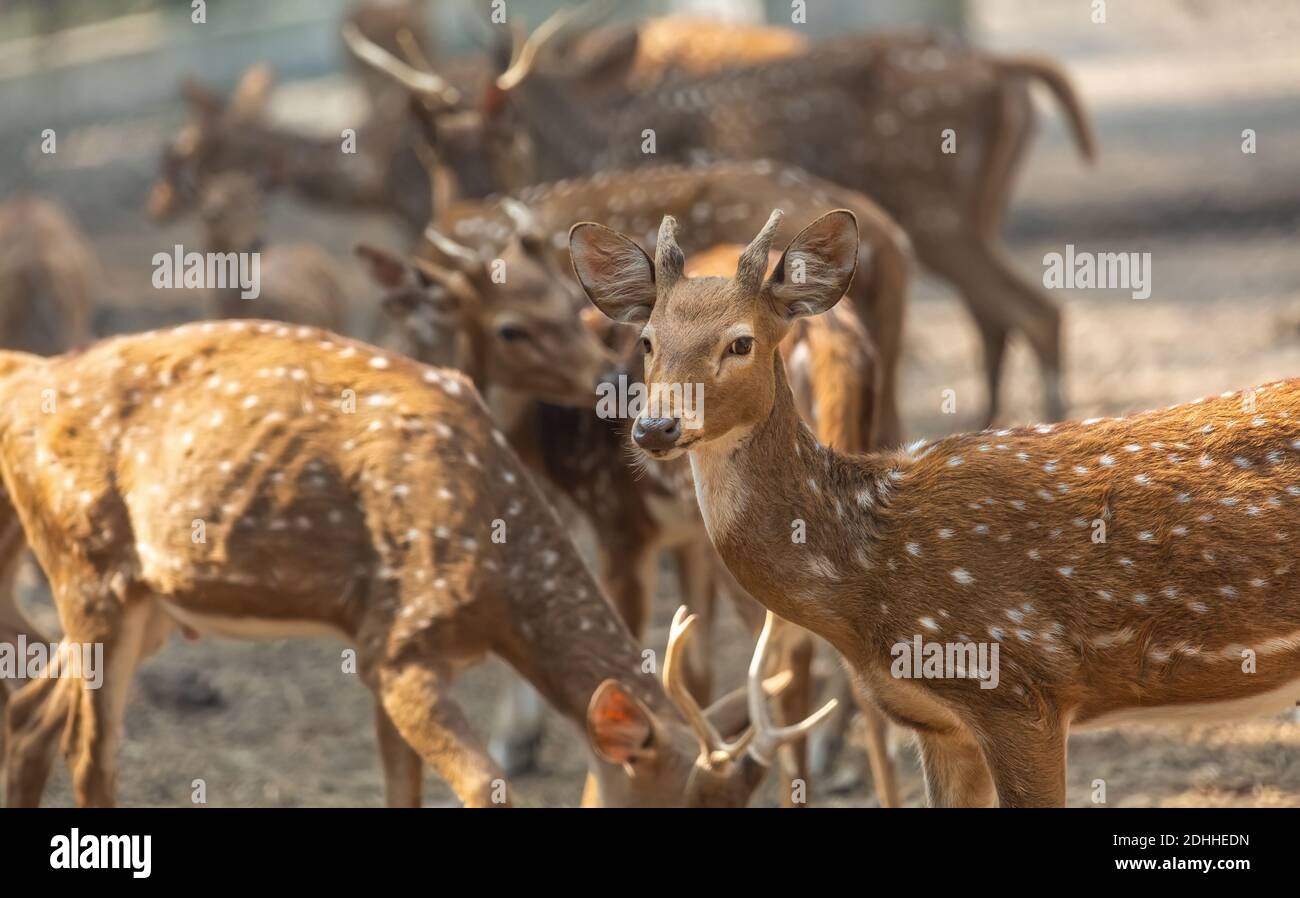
[995,54,1097,163]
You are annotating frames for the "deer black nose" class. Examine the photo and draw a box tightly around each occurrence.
[633,416,681,451]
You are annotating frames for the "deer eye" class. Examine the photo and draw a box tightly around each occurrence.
[639,336,652,355]
[728,336,754,356]
[497,323,529,343]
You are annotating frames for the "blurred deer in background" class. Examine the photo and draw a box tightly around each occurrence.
[356,8,1095,426]
[197,172,348,333]
[0,323,833,807]
[149,65,431,234]
[577,207,1300,807]
[0,196,93,357]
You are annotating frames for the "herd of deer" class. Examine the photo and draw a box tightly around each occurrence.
[0,1,1297,809]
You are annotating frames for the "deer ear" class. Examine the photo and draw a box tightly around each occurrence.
[181,77,223,117]
[766,210,859,320]
[230,64,273,119]
[354,243,410,289]
[587,680,657,765]
[569,223,656,324]
[569,24,640,85]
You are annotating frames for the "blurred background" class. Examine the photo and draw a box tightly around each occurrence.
[3,0,1300,806]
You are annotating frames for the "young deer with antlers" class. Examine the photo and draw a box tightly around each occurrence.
[406,158,909,447]
[574,209,1300,807]
[357,14,1094,426]
[0,323,832,807]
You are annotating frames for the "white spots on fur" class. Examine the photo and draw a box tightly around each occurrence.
[1218,585,1238,598]
[918,616,939,632]
[1027,548,1040,560]
[1134,474,1151,486]
[905,542,921,557]
[369,356,390,369]
[950,568,974,585]
[946,456,962,467]
[1233,456,1251,469]
[1099,454,1116,466]
[937,528,953,539]
[1057,566,1073,578]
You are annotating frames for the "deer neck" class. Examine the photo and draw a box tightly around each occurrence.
[493,533,670,727]
[688,354,897,660]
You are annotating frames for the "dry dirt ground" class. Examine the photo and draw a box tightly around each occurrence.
[7,1,1300,807]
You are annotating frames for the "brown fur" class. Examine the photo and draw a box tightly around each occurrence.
[435,161,909,447]
[0,323,807,808]
[389,25,1093,425]
[575,209,1300,808]
[0,196,93,356]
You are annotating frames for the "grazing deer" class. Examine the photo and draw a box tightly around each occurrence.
[574,208,1300,807]
[358,15,1094,425]
[0,322,833,807]
[197,172,348,332]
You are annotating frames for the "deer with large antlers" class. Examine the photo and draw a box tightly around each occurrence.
[0,322,833,807]
[574,208,1300,807]
[353,15,1094,425]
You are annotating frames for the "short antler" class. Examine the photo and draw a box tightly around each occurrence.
[736,209,783,295]
[746,611,838,767]
[654,215,684,292]
[663,606,754,765]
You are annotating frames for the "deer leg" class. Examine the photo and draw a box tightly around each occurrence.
[972,308,1011,429]
[3,668,65,806]
[915,727,996,808]
[673,540,716,704]
[58,595,160,808]
[915,235,1065,424]
[488,678,545,776]
[600,537,655,639]
[975,716,1068,807]
[851,682,901,809]
[374,702,423,807]
[773,629,815,807]
[375,660,508,807]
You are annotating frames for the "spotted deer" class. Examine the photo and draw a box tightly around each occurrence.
[197,172,348,332]
[355,15,1095,425]
[574,208,1300,807]
[363,231,897,805]
[0,322,833,807]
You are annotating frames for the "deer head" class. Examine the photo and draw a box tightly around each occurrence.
[585,606,835,807]
[571,209,859,457]
[148,65,275,220]
[357,204,614,406]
